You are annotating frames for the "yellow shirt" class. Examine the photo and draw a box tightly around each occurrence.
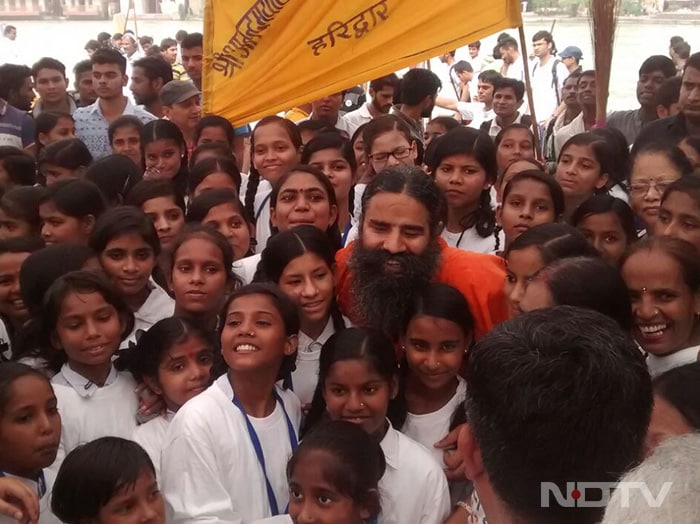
[285,107,310,122]
[172,63,188,81]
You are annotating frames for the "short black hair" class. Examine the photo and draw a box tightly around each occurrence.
[181,32,203,50]
[655,75,682,109]
[676,41,692,60]
[653,363,700,430]
[493,77,525,102]
[51,437,157,524]
[91,48,127,74]
[499,37,519,51]
[369,73,399,93]
[108,115,144,144]
[532,30,553,43]
[639,55,676,79]
[175,29,188,42]
[400,68,442,106]
[132,56,173,84]
[160,37,177,49]
[685,51,700,74]
[468,41,481,49]
[466,306,652,524]
[454,61,473,74]
[73,59,92,80]
[32,57,66,78]
[0,64,32,100]
[84,39,100,52]
[478,70,502,85]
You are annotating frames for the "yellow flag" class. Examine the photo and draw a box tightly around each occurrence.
[203,0,522,124]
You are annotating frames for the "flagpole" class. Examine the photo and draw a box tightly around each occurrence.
[518,24,541,159]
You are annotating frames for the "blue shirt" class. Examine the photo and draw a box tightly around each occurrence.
[74,97,156,159]
[0,98,34,149]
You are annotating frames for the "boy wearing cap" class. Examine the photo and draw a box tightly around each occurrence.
[160,80,201,155]
[560,46,583,75]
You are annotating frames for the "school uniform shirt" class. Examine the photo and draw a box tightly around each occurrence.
[378,423,451,524]
[402,377,467,468]
[125,282,175,346]
[554,112,586,157]
[132,411,175,481]
[251,517,291,524]
[292,318,335,406]
[485,112,530,140]
[49,365,139,471]
[647,345,700,378]
[0,318,10,361]
[161,374,301,523]
[441,227,504,255]
[233,253,262,286]
[343,103,373,137]
[0,469,61,524]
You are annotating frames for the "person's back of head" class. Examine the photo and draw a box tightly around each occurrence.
[400,68,442,106]
[181,32,202,50]
[133,56,173,86]
[602,434,700,524]
[463,306,652,524]
[655,76,682,117]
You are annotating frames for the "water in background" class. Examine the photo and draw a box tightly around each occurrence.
[3,16,697,111]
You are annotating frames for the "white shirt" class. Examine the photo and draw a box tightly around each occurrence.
[161,374,301,523]
[50,365,138,471]
[487,112,528,140]
[233,253,262,286]
[240,172,274,253]
[378,424,451,524]
[530,57,569,123]
[402,378,467,468]
[502,59,524,82]
[0,470,60,524]
[441,227,502,254]
[292,318,335,406]
[299,114,352,136]
[343,103,373,137]
[554,112,586,157]
[132,412,174,481]
[0,318,10,361]
[647,345,700,378]
[125,282,175,346]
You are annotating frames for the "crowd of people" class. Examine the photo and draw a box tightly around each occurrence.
[0,20,698,524]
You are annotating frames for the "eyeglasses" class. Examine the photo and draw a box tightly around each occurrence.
[629,179,675,196]
[369,146,413,165]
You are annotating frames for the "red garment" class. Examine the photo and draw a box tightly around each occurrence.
[336,239,509,341]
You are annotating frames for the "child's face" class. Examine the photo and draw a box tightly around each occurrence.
[97,468,165,524]
[42,164,79,186]
[252,122,300,184]
[656,191,700,253]
[555,144,608,201]
[99,233,156,300]
[498,179,557,246]
[150,334,214,412]
[192,172,238,198]
[271,172,339,233]
[622,249,700,356]
[144,139,183,181]
[496,128,535,172]
[0,250,31,326]
[39,201,92,246]
[504,246,545,319]
[278,253,334,331]
[434,153,490,213]
[577,211,629,266]
[323,359,396,437]
[307,148,355,206]
[403,314,468,392]
[141,196,184,251]
[0,208,33,240]
[196,126,230,147]
[220,293,296,373]
[201,203,251,262]
[0,375,61,476]
[55,291,124,369]
[170,238,228,316]
[289,449,370,524]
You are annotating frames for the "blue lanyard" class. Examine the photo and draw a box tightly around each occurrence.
[0,470,46,498]
[255,193,272,221]
[341,221,352,246]
[232,391,298,515]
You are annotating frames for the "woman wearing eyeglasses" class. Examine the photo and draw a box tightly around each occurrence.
[362,114,419,178]
[629,142,693,235]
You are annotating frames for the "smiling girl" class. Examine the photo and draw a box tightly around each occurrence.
[621,236,700,377]
[141,120,189,196]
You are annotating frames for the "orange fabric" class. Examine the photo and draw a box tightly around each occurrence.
[335,240,509,341]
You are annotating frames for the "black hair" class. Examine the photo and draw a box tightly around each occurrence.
[0,150,35,187]
[221,283,299,382]
[188,156,241,197]
[570,194,638,245]
[677,43,692,62]
[88,206,161,259]
[255,225,346,332]
[661,176,700,220]
[37,138,93,174]
[270,165,342,251]
[361,165,445,237]
[400,68,442,106]
[532,30,553,44]
[132,56,173,84]
[38,178,107,221]
[31,57,66,78]
[126,179,187,214]
[175,29,188,42]
[287,420,385,519]
[141,120,189,195]
[0,186,43,235]
[83,155,142,206]
[534,256,633,330]
[107,115,144,145]
[590,127,631,186]
[181,32,203,50]
[653,362,700,430]
[245,116,302,223]
[426,127,497,238]
[115,316,218,382]
[454,61,473,74]
[505,222,599,261]
[493,77,525,102]
[73,59,92,81]
[51,437,157,524]
[0,362,51,416]
[160,37,177,49]
[34,111,74,152]
[478,70,502,85]
[465,306,652,524]
[621,236,700,293]
[631,142,693,181]
[0,64,31,101]
[469,40,481,49]
[297,119,330,138]
[499,36,519,51]
[190,143,236,168]
[426,116,461,135]
[194,115,235,146]
[36,271,134,372]
[0,237,46,330]
[168,224,235,285]
[91,48,127,74]
[369,73,400,93]
[303,327,400,437]
[639,55,677,79]
[503,169,566,219]
[139,35,154,46]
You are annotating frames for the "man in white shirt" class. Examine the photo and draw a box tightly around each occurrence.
[467,40,484,74]
[303,92,352,136]
[438,50,461,100]
[530,30,570,124]
[344,73,399,137]
[499,37,524,82]
[554,70,596,155]
[458,307,653,524]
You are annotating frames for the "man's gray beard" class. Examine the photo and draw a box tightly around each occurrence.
[349,240,441,340]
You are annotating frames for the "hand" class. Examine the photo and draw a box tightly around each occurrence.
[135,383,166,424]
[143,167,165,180]
[434,423,467,481]
[0,477,39,524]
